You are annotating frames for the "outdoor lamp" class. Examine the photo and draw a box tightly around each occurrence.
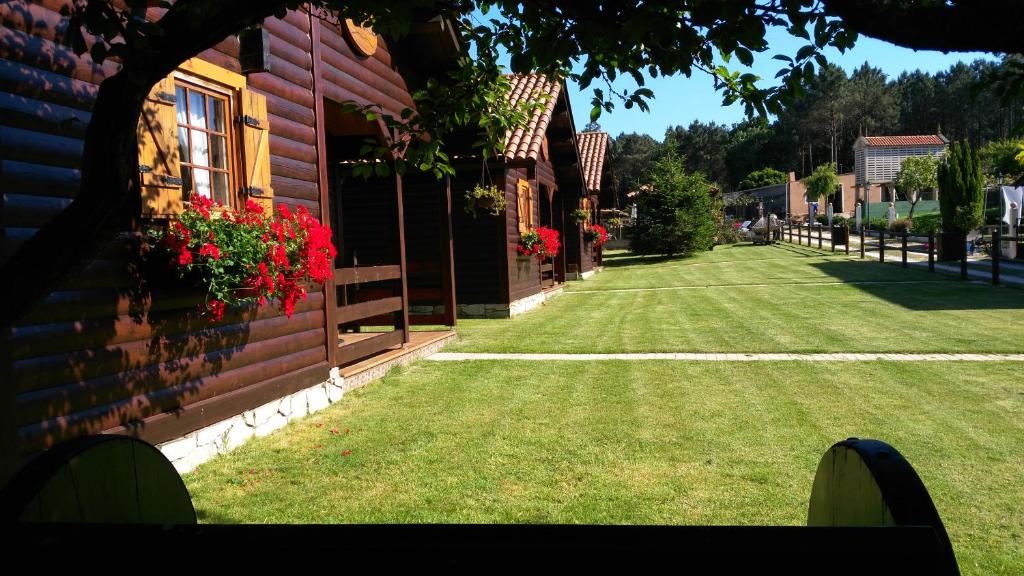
[239,26,271,74]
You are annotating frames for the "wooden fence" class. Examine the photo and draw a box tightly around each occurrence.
[783,223,1024,286]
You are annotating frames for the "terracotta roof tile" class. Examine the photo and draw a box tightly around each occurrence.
[577,131,608,193]
[862,135,947,147]
[502,74,561,161]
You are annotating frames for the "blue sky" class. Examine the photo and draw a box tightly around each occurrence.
[562,28,997,139]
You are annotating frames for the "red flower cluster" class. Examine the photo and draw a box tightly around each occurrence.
[586,224,610,247]
[516,226,561,261]
[155,194,337,322]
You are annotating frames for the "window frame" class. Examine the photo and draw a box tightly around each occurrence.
[173,77,239,208]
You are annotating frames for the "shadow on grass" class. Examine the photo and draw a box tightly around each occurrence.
[601,253,683,268]
[195,507,240,524]
[810,260,1024,311]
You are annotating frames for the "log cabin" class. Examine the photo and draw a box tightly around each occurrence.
[572,130,610,276]
[446,73,586,318]
[0,1,460,477]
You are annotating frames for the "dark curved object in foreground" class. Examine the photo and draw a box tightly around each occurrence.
[1,436,958,573]
[0,434,196,524]
[808,437,958,574]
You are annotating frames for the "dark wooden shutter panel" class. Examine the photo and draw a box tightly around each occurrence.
[240,88,273,213]
[138,75,183,217]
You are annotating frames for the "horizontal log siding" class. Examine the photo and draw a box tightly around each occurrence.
[507,167,544,303]
[2,4,425,458]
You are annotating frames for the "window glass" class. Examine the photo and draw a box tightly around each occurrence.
[176,80,233,205]
[208,96,225,132]
[188,90,206,127]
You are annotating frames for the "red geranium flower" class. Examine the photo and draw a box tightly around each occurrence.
[199,243,221,260]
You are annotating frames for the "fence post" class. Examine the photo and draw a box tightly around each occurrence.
[879,230,886,263]
[859,227,865,259]
[831,224,836,253]
[798,223,802,245]
[928,233,935,272]
[993,229,1001,285]
[960,232,968,280]
[845,225,850,256]
[901,230,908,268]
[817,223,822,249]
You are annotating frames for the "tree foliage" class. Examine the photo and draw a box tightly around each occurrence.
[737,167,788,191]
[802,163,839,202]
[979,138,1024,184]
[938,141,984,233]
[894,154,939,220]
[630,149,715,257]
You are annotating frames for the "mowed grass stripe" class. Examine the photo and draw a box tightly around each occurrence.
[451,244,1024,354]
[185,360,1024,574]
[565,279,963,294]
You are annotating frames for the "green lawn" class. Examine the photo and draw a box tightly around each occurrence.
[451,244,1024,353]
[185,243,1024,574]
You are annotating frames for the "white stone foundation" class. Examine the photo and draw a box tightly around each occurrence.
[158,333,455,474]
[458,286,565,319]
[568,267,602,281]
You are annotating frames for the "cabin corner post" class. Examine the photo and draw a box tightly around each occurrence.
[498,170,512,305]
[555,189,567,283]
[310,14,338,367]
[395,174,411,345]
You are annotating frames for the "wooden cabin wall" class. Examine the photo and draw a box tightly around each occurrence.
[0,3,422,460]
[450,168,504,304]
[505,166,545,303]
[580,222,595,274]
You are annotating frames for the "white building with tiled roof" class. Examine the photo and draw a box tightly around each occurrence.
[853,134,948,204]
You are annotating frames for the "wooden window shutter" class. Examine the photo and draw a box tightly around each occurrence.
[240,88,273,213]
[517,178,530,234]
[138,74,183,216]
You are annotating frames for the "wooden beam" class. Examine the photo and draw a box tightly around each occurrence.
[337,330,403,366]
[441,175,457,327]
[310,16,338,368]
[395,174,410,345]
[334,265,402,285]
[336,296,403,324]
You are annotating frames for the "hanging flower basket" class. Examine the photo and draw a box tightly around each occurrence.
[584,224,609,247]
[147,194,337,322]
[570,208,589,225]
[517,226,561,261]
[464,184,505,218]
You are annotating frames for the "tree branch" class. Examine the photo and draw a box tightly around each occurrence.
[821,0,1024,54]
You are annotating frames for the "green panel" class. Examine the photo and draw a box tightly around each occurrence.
[133,442,197,524]
[67,439,140,522]
[28,465,82,522]
[808,445,893,527]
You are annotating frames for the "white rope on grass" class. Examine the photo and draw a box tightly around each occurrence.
[427,352,1024,362]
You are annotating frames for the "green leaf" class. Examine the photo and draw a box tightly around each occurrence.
[734,47,753,67]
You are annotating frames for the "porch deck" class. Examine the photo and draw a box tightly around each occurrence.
[338,330,456,384]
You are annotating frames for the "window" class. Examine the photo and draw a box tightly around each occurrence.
[138,59,272,217]
[175,81,234,206]
[517,178,534,234]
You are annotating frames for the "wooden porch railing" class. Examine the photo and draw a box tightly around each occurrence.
[334,265,406,366]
